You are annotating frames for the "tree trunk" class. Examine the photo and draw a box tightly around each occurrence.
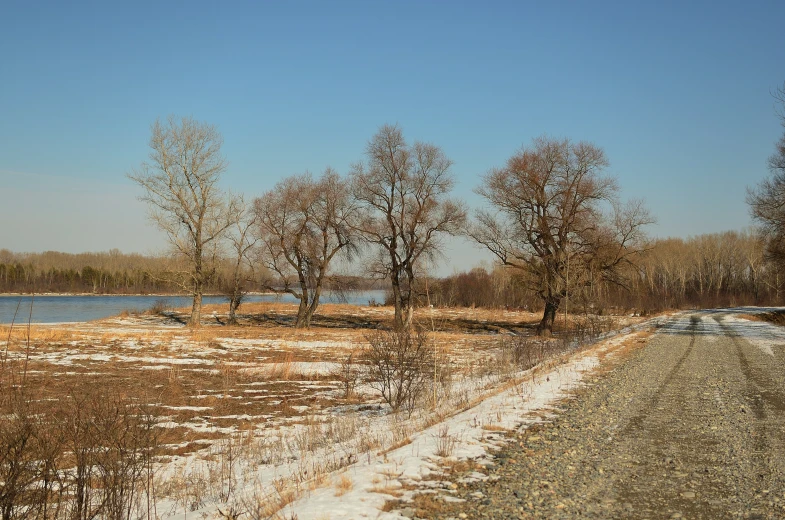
[536,298,560,336]
[190,242,204,328]
[228,292,240,325]
[391,271,404,330]
[304,284,324,329]
[190,290,202,328]
[295,286,309,328]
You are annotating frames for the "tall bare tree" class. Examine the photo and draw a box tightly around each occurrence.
[351,124,467,329]
[748,81,785,261]
[254,169,359,328]
[469,136,652,335]
[129,116,239,327]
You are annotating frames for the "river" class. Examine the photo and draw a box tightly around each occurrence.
[0,291,386,324]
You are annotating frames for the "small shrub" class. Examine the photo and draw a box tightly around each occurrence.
[0,393,52,520]
[147,298,171,316]
[333,351,361,399]
[362,328,434,414]
[571,314,617,342]
[498,335,566,371]
[0,386,159,520]
[433,424,458,458]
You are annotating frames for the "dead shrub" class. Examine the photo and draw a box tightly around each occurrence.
[571,314,617,342]
[146,298,172,316]
[0,392,64,520]
[497,335,567,372]
[0,385,159,520]
[333,350,361,399]
[362,328,434,414]
[58,388,160,520]
[433,424,458,458]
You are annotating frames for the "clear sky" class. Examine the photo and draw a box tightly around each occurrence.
[1,1,784,275]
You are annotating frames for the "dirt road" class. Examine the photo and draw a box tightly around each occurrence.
[417,311,785,519]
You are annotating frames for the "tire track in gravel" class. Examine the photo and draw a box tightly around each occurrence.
[715,315,785,514]
[622,315,698,434]
[715,317,785,415]
[403,312,785,519]
[606,313,736,519]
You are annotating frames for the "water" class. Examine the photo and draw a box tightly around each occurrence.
[0,290,386,324]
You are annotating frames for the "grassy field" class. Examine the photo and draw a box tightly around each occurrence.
[0,302,643,519]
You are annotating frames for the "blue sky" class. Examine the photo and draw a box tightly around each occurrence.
[1,1,784,274]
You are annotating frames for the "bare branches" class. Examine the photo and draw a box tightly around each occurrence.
[748,81,785,262]
[224,196,261,324]
[469,136,651,334]
[128,116,238,327]
[351,124,467,329]
[254,169,360,328]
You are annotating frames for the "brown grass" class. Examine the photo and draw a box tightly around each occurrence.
[481,424,510,432]
[744,310,785,326]
[1,325,76,344]
[334,473,353,496]
[379,436,412,456]
[4,303,645,474]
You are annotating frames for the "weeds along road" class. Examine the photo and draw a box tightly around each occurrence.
[422,311,785,519]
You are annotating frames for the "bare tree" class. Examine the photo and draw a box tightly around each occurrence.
[351,124,466,330]
[748,81,785,261]
[224,196,261,325]
[254,169,359,328]
[129,116,240,327]
[469,136,652,335]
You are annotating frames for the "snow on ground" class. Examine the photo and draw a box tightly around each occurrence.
[152,324,651,520]
[2,308,655,519]
[290,357,601,520]
[720,310,785,356]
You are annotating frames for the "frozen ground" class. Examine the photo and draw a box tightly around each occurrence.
[0,303,650,519]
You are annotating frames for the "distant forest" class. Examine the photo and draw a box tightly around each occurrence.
[3,228,781,314]
[0,249,194,294]
[427,230,782,313]
[0,249,378,296]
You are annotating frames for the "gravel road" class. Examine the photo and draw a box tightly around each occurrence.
[413,311,785,519]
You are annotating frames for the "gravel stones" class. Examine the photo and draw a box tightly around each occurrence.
[403,312,785,519]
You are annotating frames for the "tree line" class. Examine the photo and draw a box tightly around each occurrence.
[427,229,779,313]
[0,249,180,294]
[0,249,375,297]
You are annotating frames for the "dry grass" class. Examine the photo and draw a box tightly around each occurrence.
[1,325,77,344]
[379,436,412,456]
[395,492,451,516]
[1,301,647,518]
[743,310,785,326]
[481,424,510,432]
[433,424,458,458]
[334,473,353,496]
